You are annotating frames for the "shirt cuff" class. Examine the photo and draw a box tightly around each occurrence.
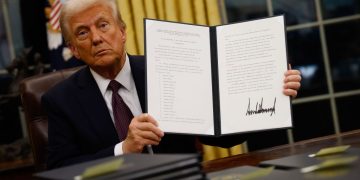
[114,142,124,156]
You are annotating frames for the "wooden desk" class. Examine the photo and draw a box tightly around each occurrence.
[203,129,360,173]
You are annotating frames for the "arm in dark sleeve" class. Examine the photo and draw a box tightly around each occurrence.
[42,94,114,169]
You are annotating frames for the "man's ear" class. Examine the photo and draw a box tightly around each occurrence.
[67,42,80,59]
[120,27,126,43]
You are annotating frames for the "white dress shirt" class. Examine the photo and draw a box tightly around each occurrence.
[90,54,142,155]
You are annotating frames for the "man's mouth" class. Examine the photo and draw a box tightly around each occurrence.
[95,49,110,56]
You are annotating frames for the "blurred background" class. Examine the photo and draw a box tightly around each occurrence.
[0,0,359,176]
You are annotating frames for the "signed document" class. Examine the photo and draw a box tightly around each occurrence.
[145,16,292,136]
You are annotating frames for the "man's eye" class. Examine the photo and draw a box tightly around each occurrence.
[99,22,110,31]
[77,30,88,40]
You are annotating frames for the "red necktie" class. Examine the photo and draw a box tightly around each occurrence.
[108,80,134,141]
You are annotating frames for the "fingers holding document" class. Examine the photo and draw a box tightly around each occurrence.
[283,68,301,98]
[123,114,164,153]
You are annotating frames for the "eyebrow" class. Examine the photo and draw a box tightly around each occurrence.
[95,17,111,24]
[71,11,114,33]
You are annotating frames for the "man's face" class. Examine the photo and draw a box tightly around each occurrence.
[67,4,126,69]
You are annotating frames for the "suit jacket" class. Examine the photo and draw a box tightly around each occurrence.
[43,55,246,169]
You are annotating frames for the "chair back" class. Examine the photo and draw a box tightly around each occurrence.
[19,66,83,171]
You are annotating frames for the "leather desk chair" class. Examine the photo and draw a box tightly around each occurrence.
[19,66,84,171]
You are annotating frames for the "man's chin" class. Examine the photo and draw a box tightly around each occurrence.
[94,57,120,67]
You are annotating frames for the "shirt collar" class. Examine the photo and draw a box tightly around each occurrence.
[90,54,132,96]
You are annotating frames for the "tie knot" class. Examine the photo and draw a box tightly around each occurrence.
[108,80,122,92]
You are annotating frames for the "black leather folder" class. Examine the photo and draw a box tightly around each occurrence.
[35,153,203,180]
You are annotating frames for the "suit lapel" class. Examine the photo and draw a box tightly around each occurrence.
[75,67,119,144]
[73,56,146,145]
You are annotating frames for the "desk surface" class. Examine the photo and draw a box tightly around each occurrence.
[202,129,360,173]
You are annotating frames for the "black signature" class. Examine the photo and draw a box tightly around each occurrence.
[246,97,276,116]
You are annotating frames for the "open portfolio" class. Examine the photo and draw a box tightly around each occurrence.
[145,15,292,136]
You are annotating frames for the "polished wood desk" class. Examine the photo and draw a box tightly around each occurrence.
[203,129,360,173]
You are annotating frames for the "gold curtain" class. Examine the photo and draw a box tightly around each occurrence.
[116,0,222,55]
[115,0,245,161]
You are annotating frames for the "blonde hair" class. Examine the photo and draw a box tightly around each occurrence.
[60,0,126,43]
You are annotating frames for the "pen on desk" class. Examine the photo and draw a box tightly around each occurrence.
[147,145,154,155]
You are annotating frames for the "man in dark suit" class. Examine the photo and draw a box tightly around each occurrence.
[43,0,301,169]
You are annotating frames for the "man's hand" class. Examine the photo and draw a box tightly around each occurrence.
[122,114,164,153]
[283,67,301,98]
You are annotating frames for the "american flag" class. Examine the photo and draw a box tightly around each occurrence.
[49,0,62,31]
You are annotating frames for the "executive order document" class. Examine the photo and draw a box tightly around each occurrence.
[145,16,292,136]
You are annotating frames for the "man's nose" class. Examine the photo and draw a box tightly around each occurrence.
[91,28,103,46]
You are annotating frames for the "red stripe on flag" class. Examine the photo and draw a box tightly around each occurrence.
[49,0,62,31]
